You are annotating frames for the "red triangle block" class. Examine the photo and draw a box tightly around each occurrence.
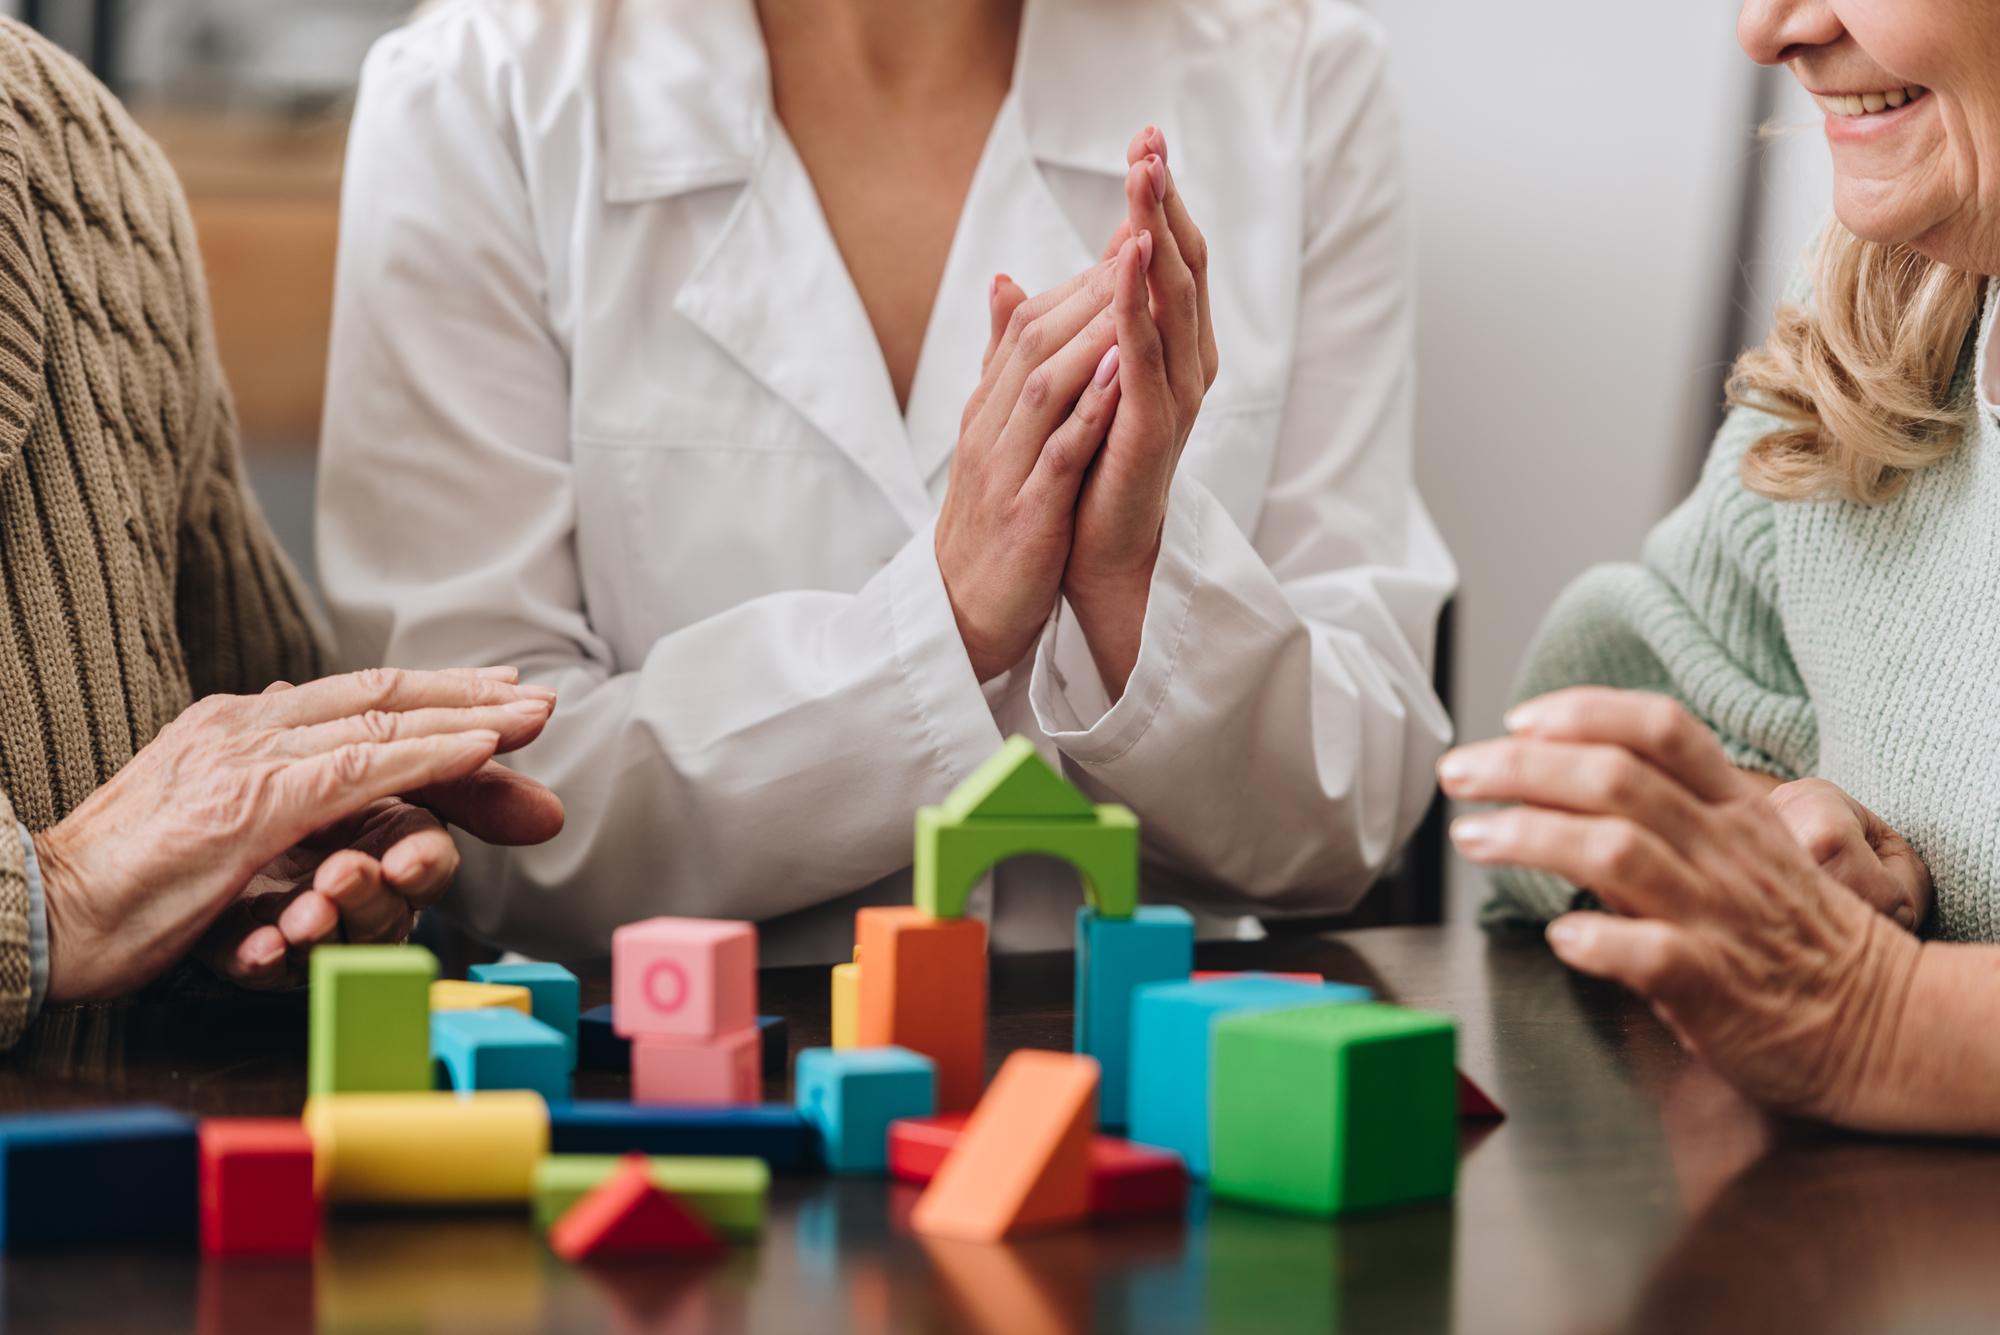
[1458,1070,1505,1120]
[548,1154,723,1262]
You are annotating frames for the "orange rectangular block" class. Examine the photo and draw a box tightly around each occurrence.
[856,908,988,1112]
[910,1050,1098,1243]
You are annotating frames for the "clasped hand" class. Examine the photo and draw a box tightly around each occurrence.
[935,127,1218,697]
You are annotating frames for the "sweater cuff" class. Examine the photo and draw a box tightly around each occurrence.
[18,824,44,1023]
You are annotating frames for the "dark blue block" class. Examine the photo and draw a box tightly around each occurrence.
[579,1005,788,1077]
[0,1105,198,1248]
[548,1101,813,1170]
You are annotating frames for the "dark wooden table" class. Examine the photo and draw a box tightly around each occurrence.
[8,922,2000,1334]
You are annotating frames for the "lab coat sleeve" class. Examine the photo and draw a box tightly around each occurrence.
[1026,8,1456,914]
[316,24,1005,957]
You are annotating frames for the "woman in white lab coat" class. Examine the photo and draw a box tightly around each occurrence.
[316,0,1457,963]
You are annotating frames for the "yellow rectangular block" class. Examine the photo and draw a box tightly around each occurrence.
[832,951,860,1050]
[305,1091,549,1204]
[429,979,533,1014]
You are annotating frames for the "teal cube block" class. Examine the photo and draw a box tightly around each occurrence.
[794,1047,934,1174]
[431,1008,571,1104]
[1211,1003,1457,1217]
[469,962,582,1071]
[1127,976,1370,1176]
[1074,905,1193,1129]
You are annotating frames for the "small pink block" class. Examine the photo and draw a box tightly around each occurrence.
[631,1026,761,1104]
[612,916,758,1039]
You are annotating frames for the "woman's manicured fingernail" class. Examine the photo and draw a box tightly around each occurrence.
[1149,127,1167,163]
[1147,154,1166,201]
[1436,751,1471,783]
[502,698,549,717]
[1547,918,1582,947]
[1094,344,1121,388]
[518,685,557,702]
[253,934,284,967]
[1451,816,1497,854]
[1503,702,1546,733]
[1137,230,1154,271]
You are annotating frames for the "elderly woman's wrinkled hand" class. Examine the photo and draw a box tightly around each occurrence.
[31,667,564,1003]
[1436,687,1922,1123]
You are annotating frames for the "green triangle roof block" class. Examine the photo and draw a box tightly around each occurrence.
[939,736,1096,822]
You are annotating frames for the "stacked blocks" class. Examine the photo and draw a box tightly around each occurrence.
[199,1119,316,1259]
[309,946,437,1095]
[305,1090,549,1205]
[0,1105,198,1248]
[469,962,582,1070]
[613,917,760,1104]
[1210,1002,1457,1217]
[910,1051,1099,1242]
[533,1154,768,1237]
[428,979,532,1014]
[795,1046,935,1174]
[432,1007,571,1103]
[1073,905,1193,1128]
[856,907,987,1112]
[830,948,861,1050]
[548,1102,813,1171]
[1127,975,1371,1177]
[889,1114,1186,1219]
[547,1155,722,1261]
[577,1005,788,1077]
[913,736,1138,918]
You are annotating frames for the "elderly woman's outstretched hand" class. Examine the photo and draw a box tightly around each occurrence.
[31,667,565,1002]
[1436,687,1922,1123]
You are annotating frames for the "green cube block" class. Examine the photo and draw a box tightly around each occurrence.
[1211,1002,1457,1217]
[309,945,438,1096]
[531,1154,769,1238]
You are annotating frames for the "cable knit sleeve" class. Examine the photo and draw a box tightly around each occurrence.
[0,798,32,1048]
[1482,404,1818,925]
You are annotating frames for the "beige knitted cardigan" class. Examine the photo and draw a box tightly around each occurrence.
[0,24,326,1046]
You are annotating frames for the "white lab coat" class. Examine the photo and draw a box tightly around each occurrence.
[317,0,1457,965]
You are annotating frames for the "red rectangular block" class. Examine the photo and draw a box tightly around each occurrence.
[199,1119,317,1259]
[856,908,987,1112]
[890,1113,1187,1219]
[1189,970,1324,986]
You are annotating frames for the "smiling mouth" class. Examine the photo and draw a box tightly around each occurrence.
[1814,86,1927,118]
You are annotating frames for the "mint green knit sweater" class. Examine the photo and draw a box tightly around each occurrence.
[1487,282,1998,939]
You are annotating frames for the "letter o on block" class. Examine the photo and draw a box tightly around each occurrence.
[613,917,758,1039]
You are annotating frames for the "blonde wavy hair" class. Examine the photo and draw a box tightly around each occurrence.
[1729,220,1985,504]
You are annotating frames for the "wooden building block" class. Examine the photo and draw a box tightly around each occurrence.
[309,945,437,1096]
[469,962,582,1070]
[533,1154,768,1237]
[909,1050,1098,1242]
[304,1091,549,1204]
[1459,1071,1506,1120]
[1127,976,1370,1177]
[1074,905,1193,1128]
[1190,970,1324,986]
[795,1046,935,1174]
[612,917,757,1039]
[199,1118,316,1259]
[890,1114,1187,1219]
[548,1155,722,1262]
[428,979,532,1014]
[432,1008,571,1103]
[1211,1003,1457,1217]
[856,907,987,1112]
[913,737,1140,919]
[830,949,860,1049]
[574,1005,782,1076]
[631,1026,761,1105]
[548,1102,812,1169]
[0,1105,197,1248]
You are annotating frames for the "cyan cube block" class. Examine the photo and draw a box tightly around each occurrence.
[431,1007,570,1104]
[0,1105,198,1248]
[1074,905,1194,1129]
[1127,976,1370,1177]
[469,962,581,1071]
[794,1046,935,1174]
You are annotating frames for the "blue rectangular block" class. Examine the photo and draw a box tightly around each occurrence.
[548,1101,813,1171]
[0,1105,198,1248]
[1075,906,1194,1129]
[468,962,581,1071]
[795,1047,935,1174]
[431,1008,571,1104]
[577,1005,788,1076]
[1127,976,1370,1177]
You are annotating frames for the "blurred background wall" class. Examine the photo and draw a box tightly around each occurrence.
[9,0,1836,920]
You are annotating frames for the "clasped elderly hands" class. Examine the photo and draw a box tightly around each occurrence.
[934,126,1218,698]
[1437,687,1929,1127]
[32,666,565,1004]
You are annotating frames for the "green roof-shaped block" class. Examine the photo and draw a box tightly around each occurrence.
[915,736,1139,919]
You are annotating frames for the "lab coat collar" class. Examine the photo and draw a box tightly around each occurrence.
[599,0,1180,202]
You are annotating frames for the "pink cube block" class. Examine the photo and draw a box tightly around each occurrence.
[612,917,757,1039]
[630,1027,761,1105]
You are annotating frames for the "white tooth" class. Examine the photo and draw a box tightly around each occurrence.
[1885,88,1906,108]
[1846,95,1865,115]
[1862,92,1886,113]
